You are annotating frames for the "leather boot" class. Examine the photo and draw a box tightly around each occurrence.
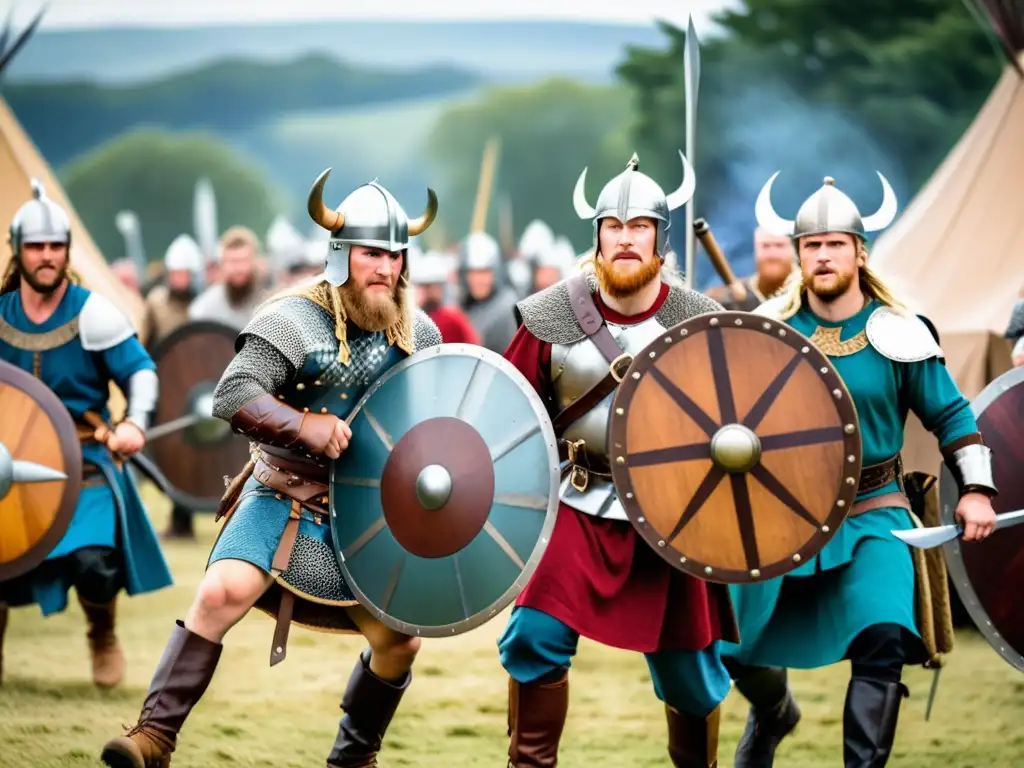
[734,667,801,768]
[666,704,720,768]
[100,620,223,768]
[326,649,411,768]
[0,603,8,687]
[843,677,908,768]
[79,593,126,688]
[507,671,569,768]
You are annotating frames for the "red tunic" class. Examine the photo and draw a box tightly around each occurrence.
[505,283,737,653]
[429,306,480,344]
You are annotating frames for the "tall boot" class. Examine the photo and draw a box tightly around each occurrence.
[326,649,411,768]
[666,704,720,768]
[733,667,801,768]
[843,677,907,768]
[100,620,223,768]
[0,603,8,687]
[79,593,126,688]
[507,671,569,767]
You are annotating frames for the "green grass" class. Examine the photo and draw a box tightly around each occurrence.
[1,488,1021,767]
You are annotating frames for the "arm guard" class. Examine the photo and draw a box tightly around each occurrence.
[942,435,997,497]
[229,394,337,457]
[123,368,159,432]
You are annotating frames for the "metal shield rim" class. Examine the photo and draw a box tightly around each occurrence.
[331,342,561,636]
[147,319,244,510]
[940,364,1024,671]
[608,310,862,584]
[0,359,83,581]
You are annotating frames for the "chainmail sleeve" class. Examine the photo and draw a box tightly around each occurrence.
[212,336,294,419]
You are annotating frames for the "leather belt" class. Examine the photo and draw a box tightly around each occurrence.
[849,490,911,517]
[858,454,902,495]
[257,443,328,479]
[252,455,330,511]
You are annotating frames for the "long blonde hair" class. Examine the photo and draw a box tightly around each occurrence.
[775,240,905,320]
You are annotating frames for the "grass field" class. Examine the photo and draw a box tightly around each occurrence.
[2,490,1022,767]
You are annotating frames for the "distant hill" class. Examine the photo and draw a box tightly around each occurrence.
[4,54,480,169]
[3,20,665,86]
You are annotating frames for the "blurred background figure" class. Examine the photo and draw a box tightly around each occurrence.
[109,258,140,295]
[409,247,480,344]
[510,218,556,297]
[705,226,795,309]
[188,226,265,329]
[531,235,577,292]
[459,231,519,352]
[277,239,326,288]
[144,234,204,347]
[264,215,307,287]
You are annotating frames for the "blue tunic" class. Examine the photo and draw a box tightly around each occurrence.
[722,299,977,669]
[0,283,172,616]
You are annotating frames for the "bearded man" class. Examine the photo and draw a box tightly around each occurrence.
[188,226,266,329]
[100,171,442,768]
[409,248,479,343]
[722,174,998,768]
[0,181,171,688]
[144,234,204,348]
[705,227,795,310]
[498,153,736,768]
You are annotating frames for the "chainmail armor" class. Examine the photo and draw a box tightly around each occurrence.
[516,273,723,344]
[413,309,442,348]
[212,336,292,419]
[280,532,356,603]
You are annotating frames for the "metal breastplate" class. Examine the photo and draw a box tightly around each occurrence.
[550,314,668,520]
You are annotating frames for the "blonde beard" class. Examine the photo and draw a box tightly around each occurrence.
[594,252,662,298]
[339,280,401,332]
[802,267,855,302]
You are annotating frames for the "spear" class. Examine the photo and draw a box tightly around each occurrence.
[682,16,701,289]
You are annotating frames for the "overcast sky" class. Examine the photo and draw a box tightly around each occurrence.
[15,0,737,31]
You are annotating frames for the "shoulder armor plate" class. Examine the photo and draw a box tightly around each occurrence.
[78,291,137,351]
[865,306,944,363]
[412,309,442,349]
[752,296,788,320]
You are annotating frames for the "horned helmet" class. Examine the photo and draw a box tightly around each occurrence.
[572,151,696,258]
[754,172,898,243]
[306,168,438,286]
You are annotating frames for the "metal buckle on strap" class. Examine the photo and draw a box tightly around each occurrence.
[570,465,590,493]
[609,353,634,383]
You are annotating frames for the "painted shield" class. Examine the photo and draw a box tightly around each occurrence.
[146,321,249,510]
[609,311,863,584]
[0,359,82,581]
[939,364,1024,671]
[330,344,560,636]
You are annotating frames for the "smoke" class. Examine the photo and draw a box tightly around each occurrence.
[671,75,907,290]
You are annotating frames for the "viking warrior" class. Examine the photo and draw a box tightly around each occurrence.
[188,226,266,329]
[511,219,557,297]
[408,248,479,344]
[0,181,172,688]
[144,235,204,351]
[459,231,519,353]
[531,236,577,293]
[100,170,442,768]
[721,173,999,767]
[705,226,795,311]
[497,152,736,767]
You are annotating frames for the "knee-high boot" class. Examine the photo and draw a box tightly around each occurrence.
[79,593,126,688]
[507,670,569,767]
[326,649,411,768]
[843,676,908,768]
[666,704,720,768]
[732,666,801,768]
[100,620,223,768]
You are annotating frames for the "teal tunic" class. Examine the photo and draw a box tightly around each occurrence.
[0,284,173,616]
[722,300,977,669]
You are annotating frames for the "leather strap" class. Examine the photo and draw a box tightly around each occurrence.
[849,490,911,517]
[566,274,622,363]
[858,454,902,495]
[270,589,295,667]
[550,354,633,436]
[253,457,330,504]
[271,501,302,574]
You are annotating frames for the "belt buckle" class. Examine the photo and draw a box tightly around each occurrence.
[609,353,634,383]
[570,465,590,493]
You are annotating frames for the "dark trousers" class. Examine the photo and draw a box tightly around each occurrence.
[0,546,123,606]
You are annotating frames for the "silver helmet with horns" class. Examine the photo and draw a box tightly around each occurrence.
[307,168,438,286]
[572,151,695,257]
[755,172,898,241]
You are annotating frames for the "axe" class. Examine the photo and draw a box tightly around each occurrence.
[693,218,749,304]
[890,509,1024,549]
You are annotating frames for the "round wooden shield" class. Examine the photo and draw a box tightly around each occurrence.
[609,311,863,585]
[330,344,560,637]
[0,359,82,581]
[939,364,1024,671]
[146,320,249,511]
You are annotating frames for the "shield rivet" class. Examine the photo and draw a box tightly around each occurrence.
[616,456,625,465]
[822,525,831,533]
[710,318,719,326]
[615,407,624,415]
[681,329,688,337]
[750,569,760,578]
[276,647,283,654]
[657,540,666,547]
[847,455,855,462]
[631,372,640,380]
[340,393,348,400]
[735,318,743,326]
[664,336,672,343]
[649,351,656,358]
[801,346,809,353]
[837,500,846,508]
[704,566,713,575]
[778,329,787,336]
[762,322,771,330]
[296,383,306,391]
[638,516,645,523]
[792,553,802,563]
[680,556,687,563]
[626,492,634,499]
[820,367,828,374]
[834,389,842,399]
[846,477,855,485]
[844,424,855,434]
[321,407,328,414]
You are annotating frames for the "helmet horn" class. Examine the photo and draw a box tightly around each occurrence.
[860,171,898,232]
[573,167,596,219]
[407,188,439,236]
[664,150,697,210]
[307,168,344,232]
[754,171,795,237]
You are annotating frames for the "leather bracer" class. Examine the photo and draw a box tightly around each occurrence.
[229,394,337,457]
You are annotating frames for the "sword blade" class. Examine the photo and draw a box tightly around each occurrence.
[891,508,1024,549]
